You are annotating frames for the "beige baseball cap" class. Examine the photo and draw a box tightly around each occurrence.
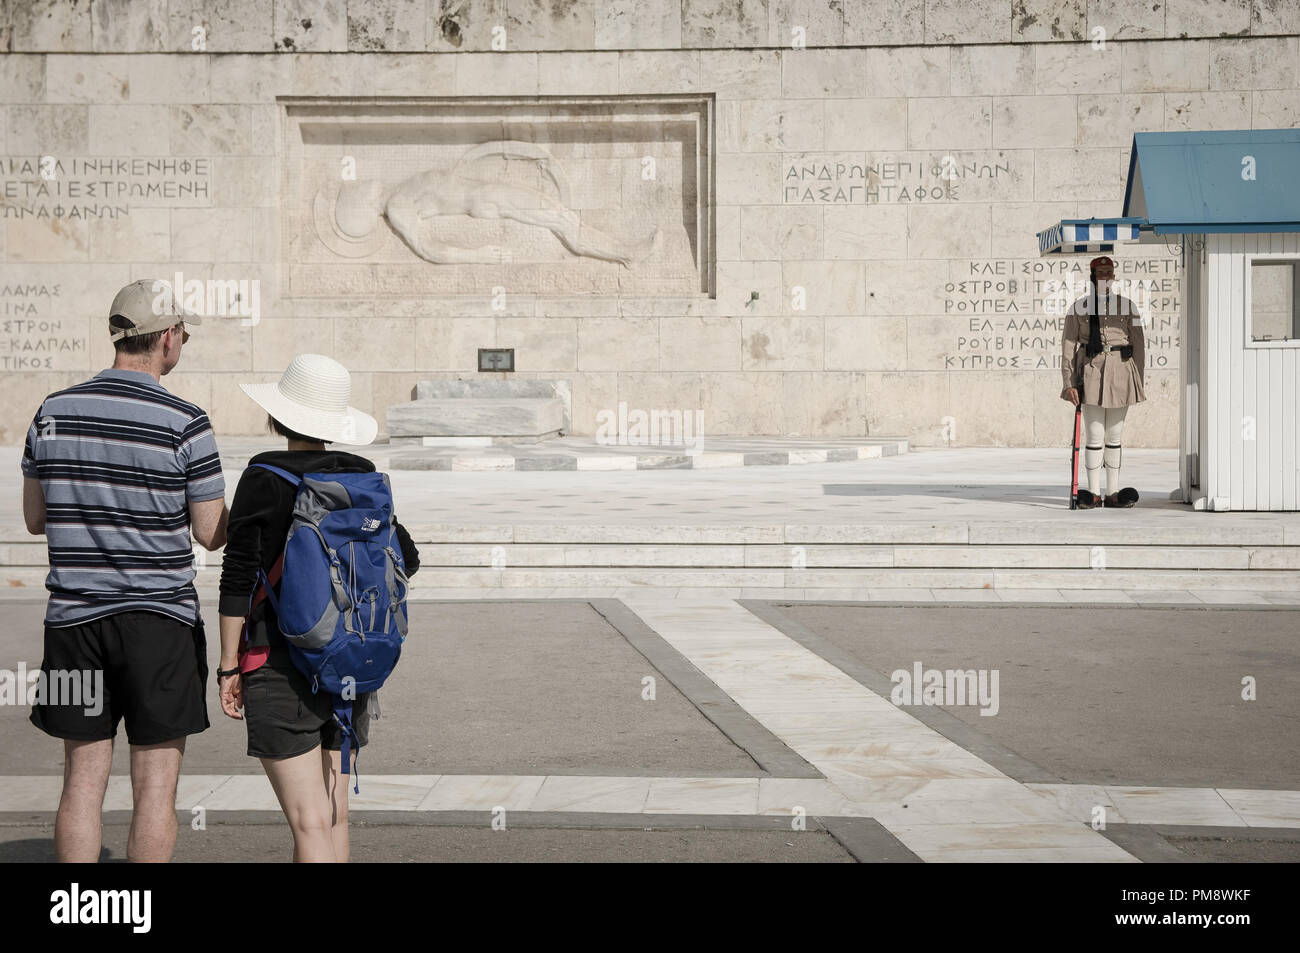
[108,279,203,342]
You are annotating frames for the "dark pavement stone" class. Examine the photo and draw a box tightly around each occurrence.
[0,599,767,778]
[758,602,1300,789]
[1099,825,1300,863]
[0,814,858,863]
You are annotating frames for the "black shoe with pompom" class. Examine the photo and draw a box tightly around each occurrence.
[1103,487,1139,508]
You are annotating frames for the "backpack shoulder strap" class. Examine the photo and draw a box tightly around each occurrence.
[251,462,302,487]
[246,462,300,620]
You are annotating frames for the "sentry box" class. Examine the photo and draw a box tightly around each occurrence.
[1038,129,1300,512]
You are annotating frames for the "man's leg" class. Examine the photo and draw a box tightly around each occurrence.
[56,737,113,862]
[1103,405,1129,496]
[1081,404,1105,496]
[127,738,185,862]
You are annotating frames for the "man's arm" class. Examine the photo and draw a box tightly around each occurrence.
[23,478,46,535]
[191,497,229,551]
[179,411,227,550]
[1130,311,1146,386]
[1061,308,1081,397]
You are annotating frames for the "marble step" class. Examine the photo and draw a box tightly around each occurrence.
[3,535,1298,573]
[2,540,1297,571]
[2,564,1296,592]
[14,520,1297,548]
[395,522,1299,546]
[442,543,1299,570]
[262,566,1300,590]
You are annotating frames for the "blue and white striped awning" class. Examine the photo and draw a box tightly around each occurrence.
[1037,217,1145,255]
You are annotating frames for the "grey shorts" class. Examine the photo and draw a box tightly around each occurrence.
[241,649,370,761]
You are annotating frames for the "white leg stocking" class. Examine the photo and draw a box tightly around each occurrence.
[1102,406,1128,496]
[1081,405,1105,496]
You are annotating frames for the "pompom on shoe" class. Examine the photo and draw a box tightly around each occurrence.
[1103,487,1140,508]
[1074,489,1102,509]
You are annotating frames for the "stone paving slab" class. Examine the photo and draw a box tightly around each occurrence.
[1098,825,1300,864]
[764,602,1300,790]
[3,813,1275,863]
[2,587,1293,861]
[0,816,863,864]
[613,593,1137,861]
[0,599,777,778]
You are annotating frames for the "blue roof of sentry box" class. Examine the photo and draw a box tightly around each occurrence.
[1123,129,1300,233]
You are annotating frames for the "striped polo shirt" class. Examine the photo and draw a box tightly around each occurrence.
[21,368,226,628]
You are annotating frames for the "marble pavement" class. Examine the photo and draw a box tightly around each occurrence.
[3,443,1297,861]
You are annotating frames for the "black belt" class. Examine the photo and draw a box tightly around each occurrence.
[1086,344,1132,360]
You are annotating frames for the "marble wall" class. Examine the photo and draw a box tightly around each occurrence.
[2,1,1299,446]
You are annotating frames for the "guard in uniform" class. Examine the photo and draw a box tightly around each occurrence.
[1060,255,1145,508]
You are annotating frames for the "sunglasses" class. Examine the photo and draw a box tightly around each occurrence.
[170,323,191,344]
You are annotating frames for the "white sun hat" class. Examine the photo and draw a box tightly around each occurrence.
[240,353,378,446]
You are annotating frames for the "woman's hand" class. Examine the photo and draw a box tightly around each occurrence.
[1062,387,1079,405]
[217,615,247,719]
[219,671,244,720]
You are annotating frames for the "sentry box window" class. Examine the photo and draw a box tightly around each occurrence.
[1248,257,1300,347]
[478,348,515,372]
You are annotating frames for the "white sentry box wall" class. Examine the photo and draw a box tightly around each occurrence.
[1189,231,1300,511]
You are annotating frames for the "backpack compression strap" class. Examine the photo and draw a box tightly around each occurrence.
[334,698,361,791]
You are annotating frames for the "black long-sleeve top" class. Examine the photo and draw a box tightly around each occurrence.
[218,450,421,650]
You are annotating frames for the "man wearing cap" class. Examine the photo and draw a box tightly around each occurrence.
[1060,256,1146,508]
[21,279,229,862]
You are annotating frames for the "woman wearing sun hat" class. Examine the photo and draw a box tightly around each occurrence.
[215,354,420,862]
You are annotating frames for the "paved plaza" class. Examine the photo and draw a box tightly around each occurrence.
[2,443,1297,862]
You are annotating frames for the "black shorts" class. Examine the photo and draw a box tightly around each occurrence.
[29,610,209,746]
[241,648,371,760]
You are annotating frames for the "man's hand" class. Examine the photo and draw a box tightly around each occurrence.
[1062,387,1080,405]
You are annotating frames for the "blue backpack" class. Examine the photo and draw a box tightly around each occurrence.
[251,463,410,790]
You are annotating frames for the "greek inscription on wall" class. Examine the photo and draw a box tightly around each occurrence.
[942,258,1181,371]
[784,152,1013,204]
[0,283,84,371]
[0,157,211,220]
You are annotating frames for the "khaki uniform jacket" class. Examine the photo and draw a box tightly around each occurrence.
[1060,293,1146,408]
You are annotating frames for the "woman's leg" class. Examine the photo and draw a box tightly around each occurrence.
[320,746,350,862]
[1081,404,1105,495]
[261,746,338,862]
[1103,405,1129,496]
